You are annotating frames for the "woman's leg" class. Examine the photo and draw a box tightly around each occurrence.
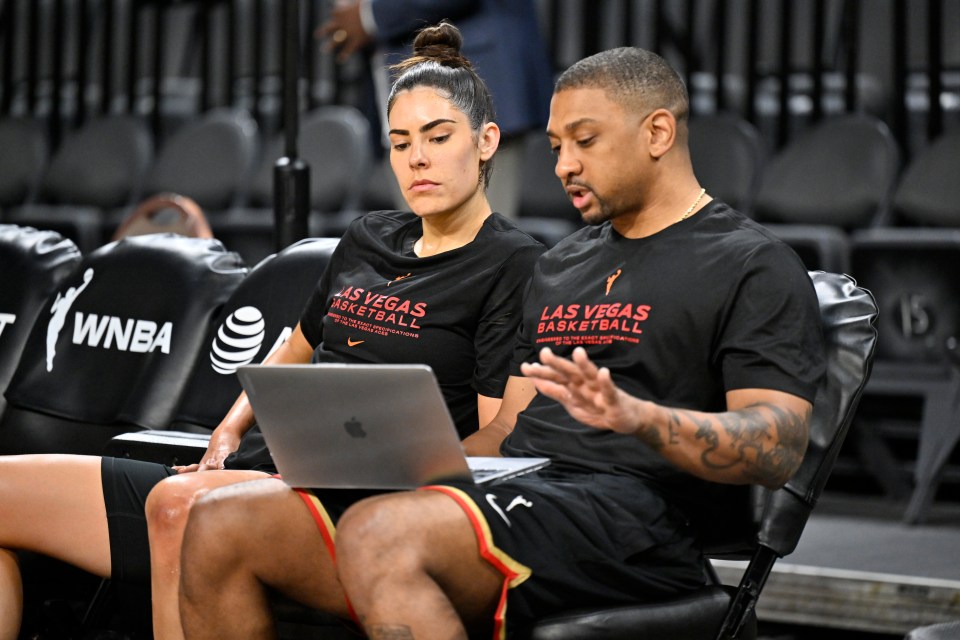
[0,549,22,640]
[145,469,270,640]
[0,454,111,640]
[179,478,351,640]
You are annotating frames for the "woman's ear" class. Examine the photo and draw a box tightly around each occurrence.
[478,121,501,161]
[646,108,677,159]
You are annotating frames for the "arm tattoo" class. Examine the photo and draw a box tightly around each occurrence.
[666,410,681,445]
[636,422,666,452]
[369,625,416,640]
[692,403,810,484]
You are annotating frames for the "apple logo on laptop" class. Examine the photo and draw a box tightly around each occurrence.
[344,416,366,438]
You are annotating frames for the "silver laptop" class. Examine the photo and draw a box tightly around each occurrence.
[236,363,550,489]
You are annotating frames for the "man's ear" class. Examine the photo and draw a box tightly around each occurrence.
[478,121,501,161]
[646,108,677,159]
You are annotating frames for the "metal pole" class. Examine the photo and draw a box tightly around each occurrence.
[926,0,943,140]
[101,0,114,114]
[892,0,908,155]
[274,0,310,251]
[812,0,825,122]
[777,0,792,147]
[715,0,727,112]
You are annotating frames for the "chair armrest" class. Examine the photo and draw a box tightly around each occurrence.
[103,430,210,467]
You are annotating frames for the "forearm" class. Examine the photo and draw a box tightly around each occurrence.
[219,324,315,440]
[463,376,536,457]
[623,395,811,489]
[462,419,512,457]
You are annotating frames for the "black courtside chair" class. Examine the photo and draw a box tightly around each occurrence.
[104,236,341,464]
[521,271,878,640]
[0,225,81,420]
[0,234,246,456]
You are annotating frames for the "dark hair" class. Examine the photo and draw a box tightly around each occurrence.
[387,21,496,187]
[555,47,689,124]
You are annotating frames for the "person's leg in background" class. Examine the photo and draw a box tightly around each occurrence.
[0,455,112,640]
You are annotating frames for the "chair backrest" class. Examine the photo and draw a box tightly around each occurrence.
[170,237,339,431]
[249,106,371,213]
[0,117,48,208]
[760,271,878,551]
[715,271,877,639]
[38,115,154,209]
[0,225,82,419]
[0,234,246,455]
[144,108,259,211]
[752,114,900,229]
[891,127,960,227]
[688,114,765,216]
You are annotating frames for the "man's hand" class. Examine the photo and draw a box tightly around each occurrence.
[520,347,643,435]
[316,1,373,61]
[173,428,242,473]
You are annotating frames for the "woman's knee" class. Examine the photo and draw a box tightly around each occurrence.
[145,474,217,541]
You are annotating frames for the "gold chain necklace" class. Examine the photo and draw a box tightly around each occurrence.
[679,187,707,222]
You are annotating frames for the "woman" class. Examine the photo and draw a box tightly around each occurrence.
[0,21,544,640]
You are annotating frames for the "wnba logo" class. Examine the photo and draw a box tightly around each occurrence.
[210,306,265,374]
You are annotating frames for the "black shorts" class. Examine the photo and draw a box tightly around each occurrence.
[422,471,709,636]
[101,456,176,583]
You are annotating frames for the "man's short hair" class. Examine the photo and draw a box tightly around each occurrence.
[555,47,689,123]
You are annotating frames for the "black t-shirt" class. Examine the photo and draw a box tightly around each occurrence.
[501,201,825,523]
[300,210,544,434]
[225,210,544,471]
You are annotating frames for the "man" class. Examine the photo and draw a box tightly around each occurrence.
[179,47,824,639]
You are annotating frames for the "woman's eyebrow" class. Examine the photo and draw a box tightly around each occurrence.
[389,118,457,136]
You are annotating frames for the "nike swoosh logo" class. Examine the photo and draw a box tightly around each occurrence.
[485,493,511,527]
[347,338,365,347]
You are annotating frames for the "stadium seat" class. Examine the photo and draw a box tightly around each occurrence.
[0,225,81,420]
[520,271,878,640]
[515,132,582,248]
[212,105,371,264]
[0,117,48,217]
[688,113,766,217]
[849,127,960,523]
[0,233,245,456]
[4,115,153,253]
[101,108,260,243]
[753,114,900,273]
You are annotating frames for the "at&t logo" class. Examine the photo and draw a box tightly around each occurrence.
[209,306,290,375]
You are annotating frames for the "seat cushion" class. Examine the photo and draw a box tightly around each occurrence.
[523,585,754,640]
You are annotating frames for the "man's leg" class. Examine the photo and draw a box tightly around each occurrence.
[179,478,352,640]
[336,491,504,640]
[145,469,271,640]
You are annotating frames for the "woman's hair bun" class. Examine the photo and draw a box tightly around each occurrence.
[403,21,470,70]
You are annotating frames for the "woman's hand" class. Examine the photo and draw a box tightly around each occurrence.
[173,427,242,473]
